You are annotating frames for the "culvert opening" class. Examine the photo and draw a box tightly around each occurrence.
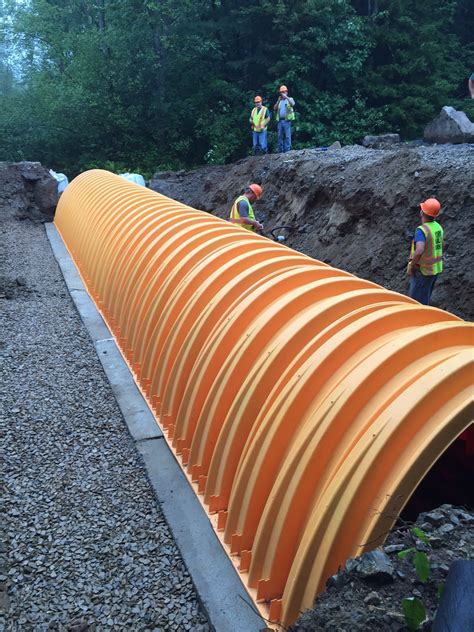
[401,424,474,522]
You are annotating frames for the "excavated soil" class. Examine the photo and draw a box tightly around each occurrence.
[150,144,474,321]
[290,505,474,632]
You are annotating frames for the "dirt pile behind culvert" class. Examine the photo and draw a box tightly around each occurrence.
[0,161,57,223]
[150,144,474,321]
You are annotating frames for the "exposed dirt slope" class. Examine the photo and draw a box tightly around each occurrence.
[150,144,474,321]
[0,161,57,222]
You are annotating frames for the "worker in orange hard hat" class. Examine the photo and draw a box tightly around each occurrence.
[249,96,271,155]
[273,84,296,153]
[229,184,264,232]
[407,197,443,305]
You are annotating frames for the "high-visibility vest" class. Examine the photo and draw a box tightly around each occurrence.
[251,106,269,132]
[229,195,256,231]
[275,98,295,121]
[410,220,443,275]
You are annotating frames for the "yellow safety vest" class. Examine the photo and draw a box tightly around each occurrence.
[229,195,256,231]
[251,106,269,132]
[410,220,443,275]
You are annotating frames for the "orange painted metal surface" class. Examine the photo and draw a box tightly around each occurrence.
[55,170,474,627]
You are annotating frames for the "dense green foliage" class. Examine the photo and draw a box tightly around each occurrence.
[1,0,473,175]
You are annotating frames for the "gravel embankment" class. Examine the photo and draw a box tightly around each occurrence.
[0,216,210,630]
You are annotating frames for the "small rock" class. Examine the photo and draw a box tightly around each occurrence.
[16,276,27,286]
[415,539,431,552]
[364,591,381,605]
[326,570,347,590]
[347,549,395,583]
[421,510,445,526]
[385,544,406,554]
[452,509,474,523]
[328,141,342,149]
[435,523,455,536]
[362,133,400,148]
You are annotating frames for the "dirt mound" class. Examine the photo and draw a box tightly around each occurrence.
[0,162,57,223]
[150,144,474,321]
[290,505,473,632]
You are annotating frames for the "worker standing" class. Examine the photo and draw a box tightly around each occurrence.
[229,184,264,232]
[273,85,295,153]
[407,198,443,305]
[250,96,270,154]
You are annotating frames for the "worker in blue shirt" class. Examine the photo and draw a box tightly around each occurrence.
[273,85,296,153]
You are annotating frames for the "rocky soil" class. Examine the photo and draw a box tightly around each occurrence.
[1,209,210,628]
[290,505,474,632]
[0,161,58,222]
[150,143,474,321]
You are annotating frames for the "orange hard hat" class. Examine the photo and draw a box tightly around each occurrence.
[279,85,288,92]
[248,183,263,199]
[420,198,441,217]
[254,95,262,103]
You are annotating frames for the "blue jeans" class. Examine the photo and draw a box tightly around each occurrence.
[409,270,439,305]
[278,120,292,152]
[252,130,267,153]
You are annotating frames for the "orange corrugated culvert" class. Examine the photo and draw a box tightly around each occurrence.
[55,170,474,627]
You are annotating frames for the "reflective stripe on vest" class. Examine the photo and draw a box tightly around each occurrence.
[410,221,443,275]
[251,106,268,132]
[230,195,256,231]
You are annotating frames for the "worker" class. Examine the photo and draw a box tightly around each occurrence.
[229,184,264,232]
[250,96,270,154]
[469,72,474,99]
[273,85,295,153]
[407,198,443,305]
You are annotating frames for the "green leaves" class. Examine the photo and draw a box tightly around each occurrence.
[398,547,416,560]
[413,551,430,583]
[402,597,427,630]
[411,527,431,545]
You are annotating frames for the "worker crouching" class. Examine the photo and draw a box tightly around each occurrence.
[407,198,443,306]
[229,184,264,232]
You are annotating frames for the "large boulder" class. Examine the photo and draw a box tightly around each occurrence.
[424,106,474,144]
[0,161,58,222]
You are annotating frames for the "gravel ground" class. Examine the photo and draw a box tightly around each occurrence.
[0,215,211,630]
